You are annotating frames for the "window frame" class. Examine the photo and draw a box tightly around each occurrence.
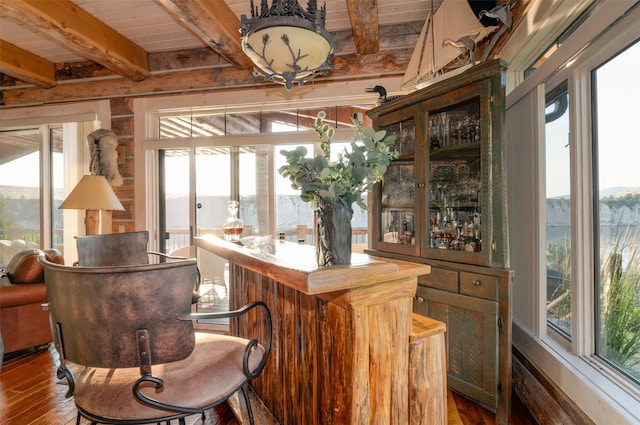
[506,1,640,423]
[134,78,401,249]
[543,81,572,340]
[541,15,639,363]
[0,101,111,263]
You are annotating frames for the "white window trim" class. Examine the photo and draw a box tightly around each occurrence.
[509,2,640,423]
[133,76,403,237]
[0,100,110,260]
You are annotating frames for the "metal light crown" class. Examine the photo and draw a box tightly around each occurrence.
[240,0,334,90]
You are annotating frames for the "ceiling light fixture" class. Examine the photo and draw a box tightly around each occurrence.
[240,0,334,90]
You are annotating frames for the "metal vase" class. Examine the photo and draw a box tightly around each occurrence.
[315,198,353,266]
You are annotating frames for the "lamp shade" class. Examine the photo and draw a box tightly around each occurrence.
[59,175,124,211]
[242,23,333,87]
[240,1,334,90]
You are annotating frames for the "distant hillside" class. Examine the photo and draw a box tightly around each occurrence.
[600,186,632,197]
[608,187,640,197]
[549,187,639,200]
[547,187,640,226]
[2,185,638,230]
[0,185,40,199]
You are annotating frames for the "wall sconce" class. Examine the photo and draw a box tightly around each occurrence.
[240,0,334,90]
[59,175,124,235]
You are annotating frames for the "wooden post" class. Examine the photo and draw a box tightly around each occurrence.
[85,210,99,235]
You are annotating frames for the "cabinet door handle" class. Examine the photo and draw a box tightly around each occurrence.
[414,296,425,303]
[473,279,482,286]
[415,182,425,188]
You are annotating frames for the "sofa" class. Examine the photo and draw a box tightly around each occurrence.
[0,248,64,359]
[0,239,39,269]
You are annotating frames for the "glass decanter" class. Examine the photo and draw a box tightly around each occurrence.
[223,200,243,241]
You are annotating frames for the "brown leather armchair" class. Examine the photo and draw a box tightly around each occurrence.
[39,255,272,425]
[75,231,202,303]
[0,248,64,356]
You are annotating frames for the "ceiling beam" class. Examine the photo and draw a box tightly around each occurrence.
[1,48,412,106]
[157,0,254,69]
[345,0,380,54]
[0,39,56,88]
[0,0,150,81]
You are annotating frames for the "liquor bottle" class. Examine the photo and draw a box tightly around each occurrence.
[223,200,243,241]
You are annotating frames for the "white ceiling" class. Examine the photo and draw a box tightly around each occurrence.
[0,0,433,64]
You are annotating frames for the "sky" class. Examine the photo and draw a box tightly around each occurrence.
[544,40,639,198]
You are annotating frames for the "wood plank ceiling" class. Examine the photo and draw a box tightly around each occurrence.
[0,0,439,90]
[0,0,530,109]
[0,0,528,162]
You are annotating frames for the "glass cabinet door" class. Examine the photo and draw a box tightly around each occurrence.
[427,97,482,253]
[368,60,507,268]
[381,161,416,245]
[372,113,422,256]
[421,76,500,267]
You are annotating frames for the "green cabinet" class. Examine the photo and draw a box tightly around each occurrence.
[368,60,508,268]
[367,60,512,424]
[413,262,512,424]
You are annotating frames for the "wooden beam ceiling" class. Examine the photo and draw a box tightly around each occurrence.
[1,48,413,106]
[345,0,380,54]
[0,0,396,90]
[2,1,505,106]
[0,0,150,82]
[0,40,56,88]
[156,0,254,69]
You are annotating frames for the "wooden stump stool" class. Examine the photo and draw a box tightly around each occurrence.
[409,313,447,425]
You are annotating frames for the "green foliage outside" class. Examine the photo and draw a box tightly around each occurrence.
[547,235,572,331]
[599,224,640,379]
[547,222,640,381]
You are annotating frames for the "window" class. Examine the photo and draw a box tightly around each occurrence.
[275,142,314,240]
[540,40,640,382]
[592,41,640,382]
[51,127,65,252]
[0,129,42,266]
[158,106,372,139]
[0,126,67,265]
[151,105,376,245]
[545,83,572,338]
[508,3,640,421]
[0,101,112,266]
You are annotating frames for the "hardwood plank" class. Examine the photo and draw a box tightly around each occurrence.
[1,340,538,425]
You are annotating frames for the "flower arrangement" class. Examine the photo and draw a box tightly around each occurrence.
[278,111,399,211]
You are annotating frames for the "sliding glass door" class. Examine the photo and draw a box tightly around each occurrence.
[159,145,270,329]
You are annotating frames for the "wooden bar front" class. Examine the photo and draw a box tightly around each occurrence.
[196,236,432,425]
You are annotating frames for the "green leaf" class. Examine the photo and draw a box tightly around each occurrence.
[373,129,386,142]
[277,110,399,209]
[320,167,331,179]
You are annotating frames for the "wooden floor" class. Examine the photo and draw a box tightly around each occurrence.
[1,344,538,425]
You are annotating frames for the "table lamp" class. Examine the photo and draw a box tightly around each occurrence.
[59,174,124,235]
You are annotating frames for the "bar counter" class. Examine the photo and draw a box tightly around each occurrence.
[196,236,432,425]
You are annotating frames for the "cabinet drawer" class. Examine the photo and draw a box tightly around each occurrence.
[418,267,459,292]
[460,272,498,300]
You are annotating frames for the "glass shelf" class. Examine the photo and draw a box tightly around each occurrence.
[428,98,482,253]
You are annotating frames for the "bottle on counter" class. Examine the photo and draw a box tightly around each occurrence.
[223,200,243,241]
